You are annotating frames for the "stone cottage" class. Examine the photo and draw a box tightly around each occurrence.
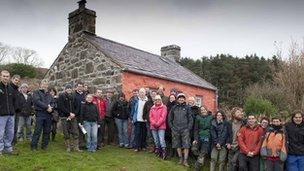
[45,0,218,112]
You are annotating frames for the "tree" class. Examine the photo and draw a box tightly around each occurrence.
[274,41,304,111]
[180,54,275,108]
[12,47,43,67]
[0,42,10,64]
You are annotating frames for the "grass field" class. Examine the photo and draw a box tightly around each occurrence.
[0,135,196,171]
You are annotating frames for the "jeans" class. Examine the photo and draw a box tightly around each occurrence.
[0,115,15,153]
[17,116,32,140]
[151,129,166,148]
[287,155,304,171]
[31,112,52,149]
[115,118,129,146]
[84,121,98,151]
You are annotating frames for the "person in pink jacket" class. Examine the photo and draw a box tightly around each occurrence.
[149,95,168,160]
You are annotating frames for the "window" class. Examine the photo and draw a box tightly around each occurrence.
[195,96,202,107]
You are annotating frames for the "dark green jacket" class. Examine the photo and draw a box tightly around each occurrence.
[194,114,213,141]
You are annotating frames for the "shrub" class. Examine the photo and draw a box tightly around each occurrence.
[1,63,37,78]
[244,96,277,117]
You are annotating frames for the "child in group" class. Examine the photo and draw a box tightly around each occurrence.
[80,94,100,152]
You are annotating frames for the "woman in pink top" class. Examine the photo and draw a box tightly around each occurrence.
[149,95,168,160]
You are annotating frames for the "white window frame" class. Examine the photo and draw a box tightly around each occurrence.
[195,96,202,107]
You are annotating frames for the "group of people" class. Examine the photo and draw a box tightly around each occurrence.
[0,69,304,171]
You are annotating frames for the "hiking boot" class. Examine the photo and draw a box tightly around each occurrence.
[73,139,83,152]
[161,148,167,160]
[65,140,71,152]
[41,146,48,151]
[125,145,132,149]
[6,150,19,155]
[157,148,162,158]
[154,148,160,156]
[178,157,183,165]
[194,161,202,171]
[31,146,37,151]
[74,148,83,152]
[183,160,190,167]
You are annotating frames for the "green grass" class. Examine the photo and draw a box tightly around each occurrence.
[0,135,191,171]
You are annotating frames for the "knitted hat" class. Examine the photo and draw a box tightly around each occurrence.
[65,84,73,90]
[177,93,186,99]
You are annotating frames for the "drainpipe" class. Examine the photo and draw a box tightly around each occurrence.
[215,89,219,111]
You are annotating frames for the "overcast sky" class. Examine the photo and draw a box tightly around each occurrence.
[1,0,304,67]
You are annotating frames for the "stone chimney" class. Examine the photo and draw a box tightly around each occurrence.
[161,45,181,62]
[68,0,96,41]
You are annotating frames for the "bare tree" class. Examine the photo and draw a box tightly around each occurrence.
[275,41,304,111]
[12,47,43,67]
[0,42,11,64]
[245,40,304,112]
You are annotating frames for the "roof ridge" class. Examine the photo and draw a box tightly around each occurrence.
[84,32,167,60]
[82,32,217,91]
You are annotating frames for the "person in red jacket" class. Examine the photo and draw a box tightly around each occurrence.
[149,95,168,160]
[238,113,264,171]
[92,89,106,149]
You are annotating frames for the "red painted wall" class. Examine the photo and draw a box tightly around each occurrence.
[121,71,217,112]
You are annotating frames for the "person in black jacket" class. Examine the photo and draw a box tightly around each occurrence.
[187,96,200,156]
[210,110,231,171]
[0,70,17,155]
[11,75,21,145]
[49,87,59,142]
[80,94,100,152]
[104,89,117,145]
[165,94,176,158]
[168,93,193,167]
[73,82,86,149]
[144,90,156,152]
[112,93,130,148]
[17,83,34,141]
[285,110,304,171]
[57,84,81,152]
[31,79,54,151]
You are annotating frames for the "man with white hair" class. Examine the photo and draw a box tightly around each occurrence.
[17,83,34,141]
[187,96,200,146]
[131,87,148,152]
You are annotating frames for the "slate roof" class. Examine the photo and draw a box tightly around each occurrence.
[84,32,217,91]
